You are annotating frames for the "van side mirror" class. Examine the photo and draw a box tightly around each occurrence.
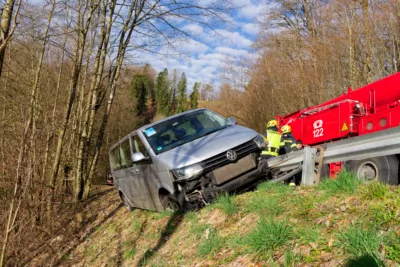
[227,117,237,125]
[131,152,149,163]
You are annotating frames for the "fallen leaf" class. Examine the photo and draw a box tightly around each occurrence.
[378,243,385,257]
[205,228,210,239]
[325,220,330,228]
[328,237,334,248]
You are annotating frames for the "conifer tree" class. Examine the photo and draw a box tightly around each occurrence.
[130,73,148,117]
[190,82,199,109]
[176,72,187,113]
[155,68,169,116]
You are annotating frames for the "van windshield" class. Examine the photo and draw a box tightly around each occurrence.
[143,109,232,155]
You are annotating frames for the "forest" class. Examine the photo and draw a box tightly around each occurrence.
[1,0,400,265]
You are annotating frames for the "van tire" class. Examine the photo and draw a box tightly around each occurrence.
[161,195,180,212]
[121,193,134,211]
[345,156,399,185]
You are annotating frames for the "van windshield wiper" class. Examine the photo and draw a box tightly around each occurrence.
[202,125,231,137]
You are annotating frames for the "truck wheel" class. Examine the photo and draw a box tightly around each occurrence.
[161,195,180,212]
[121,193,134,211]
[345,156,399,185]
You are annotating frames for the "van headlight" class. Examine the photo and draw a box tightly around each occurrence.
[253,134,266,148]
[172,164,203,180]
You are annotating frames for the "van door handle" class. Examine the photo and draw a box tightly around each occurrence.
[133,169,140,174]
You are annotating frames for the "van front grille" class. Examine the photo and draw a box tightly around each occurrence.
[200,140,259,172]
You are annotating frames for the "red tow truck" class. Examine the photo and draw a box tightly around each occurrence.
[276,73,400,184]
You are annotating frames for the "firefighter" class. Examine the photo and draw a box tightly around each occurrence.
[280,125,298,154]
[261,120,282,159]
[280,125,299,186]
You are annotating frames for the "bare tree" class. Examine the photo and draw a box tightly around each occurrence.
[0,0,21,76]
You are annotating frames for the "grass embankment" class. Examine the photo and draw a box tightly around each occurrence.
[60,171,400,266]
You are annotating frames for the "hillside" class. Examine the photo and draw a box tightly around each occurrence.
[35,173,400,266]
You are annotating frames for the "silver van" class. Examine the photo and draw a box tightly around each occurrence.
[109,108,266,211]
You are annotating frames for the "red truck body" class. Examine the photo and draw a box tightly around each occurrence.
[277,73,400,146]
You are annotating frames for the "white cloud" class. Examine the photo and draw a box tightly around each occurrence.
[181,24,204,35]
[179,39,210,54]
[217,29,253,48]
[237,3,263,20]
[242,23,259,36]
[214,47,250,57]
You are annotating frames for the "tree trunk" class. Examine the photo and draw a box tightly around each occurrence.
[361,0,372,83]
[83,1,140,199]
[49,0,99,210]
[0,0,21,77]
[76,0,115,201]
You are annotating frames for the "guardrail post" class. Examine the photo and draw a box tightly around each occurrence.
[301,147,317,186]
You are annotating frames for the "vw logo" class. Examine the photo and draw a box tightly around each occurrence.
[226,150,237,161]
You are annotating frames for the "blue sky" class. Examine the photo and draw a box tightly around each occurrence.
[134,0,267,93]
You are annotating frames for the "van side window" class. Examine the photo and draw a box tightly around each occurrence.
[110,148,121,170]
[119,139,132,168]
[131,135,149,157]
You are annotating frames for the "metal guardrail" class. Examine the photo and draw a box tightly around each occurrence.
[267,126,400,173]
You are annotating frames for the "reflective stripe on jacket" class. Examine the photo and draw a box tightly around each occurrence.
[280,132,298,154]
[261,129,281,157]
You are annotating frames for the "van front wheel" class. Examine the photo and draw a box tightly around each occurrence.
[161,195,180,212]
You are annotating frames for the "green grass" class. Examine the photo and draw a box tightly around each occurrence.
[190,222,209,238]
[359,181,388,200]
[184,211,197,223]
[382,230,400,261]
[123,245,136,260]
[257,181,293,195]
[295,226,321,244]
[131,217,143,232]
[319,170,362,195]
[84,244,99,259]
[151,210,175,219]
[369,202,398,227]
[106,223,118,234]
[245,218,293,258]
[213,193,238,215]
[197,228,224,257]
[243,193,284,216]
[284,250,300,267]
[336,226,381,258]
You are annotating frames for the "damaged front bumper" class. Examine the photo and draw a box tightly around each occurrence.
[173,156,269,209]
